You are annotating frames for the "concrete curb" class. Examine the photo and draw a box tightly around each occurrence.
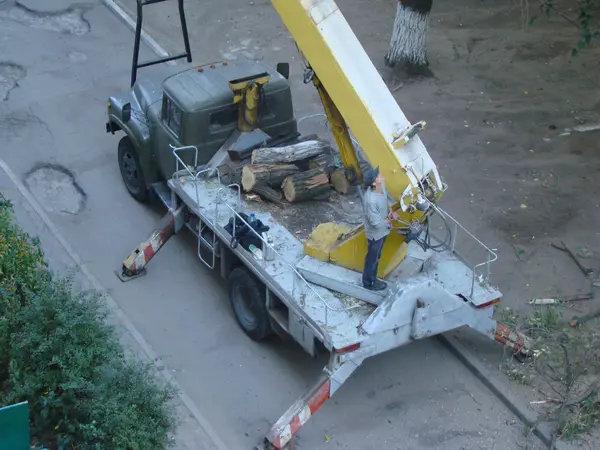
[438,334,566,450]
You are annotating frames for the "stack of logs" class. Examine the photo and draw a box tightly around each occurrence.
[240,139,350,204]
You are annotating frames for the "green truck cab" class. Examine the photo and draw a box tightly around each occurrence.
[106,60,298,202]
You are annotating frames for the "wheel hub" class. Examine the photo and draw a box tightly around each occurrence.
[237,286,257,327]
[121,152,139,188]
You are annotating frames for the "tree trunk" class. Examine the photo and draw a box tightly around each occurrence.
[241,164,299,191]
[281,168,331,203]
[251,140,331,164]
[252,185,286,206]
[330,168,350,194]
[384,0,433,75]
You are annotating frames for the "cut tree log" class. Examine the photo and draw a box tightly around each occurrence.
[308,154,336,174]
[297,133,320,143]
[241,164,299,191]
[252,185,286,207]
[251,140,331,165]
[330,168,350,194]
[218,164,244,186]
[281,168,331,203]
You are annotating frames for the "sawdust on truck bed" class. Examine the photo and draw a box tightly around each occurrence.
[242,188,364,239]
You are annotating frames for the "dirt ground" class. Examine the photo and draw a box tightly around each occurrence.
[115,0,600,444]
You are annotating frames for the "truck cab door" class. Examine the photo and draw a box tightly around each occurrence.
[154,93,185,180]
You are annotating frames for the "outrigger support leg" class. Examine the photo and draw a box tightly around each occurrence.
[116,205,186,282]
[493,322,534,356]
[261,351,364,449]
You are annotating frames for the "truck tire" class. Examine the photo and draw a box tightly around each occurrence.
[228,266,273,341]
[118,136,149,202]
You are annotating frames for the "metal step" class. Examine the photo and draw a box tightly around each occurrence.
[296,256,387,306]
[184,221,199,238]
[151,182,173,209]
[268,308,289,333]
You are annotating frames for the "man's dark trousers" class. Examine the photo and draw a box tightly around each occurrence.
[362,236,387,287]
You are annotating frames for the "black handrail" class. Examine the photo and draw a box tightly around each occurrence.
[130,0,192,87]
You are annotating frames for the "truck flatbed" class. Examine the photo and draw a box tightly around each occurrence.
[167,170,500,351]
[168,173,433,349]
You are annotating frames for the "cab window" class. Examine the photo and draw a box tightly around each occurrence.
[209,104,237,131]
[162,94,183,137]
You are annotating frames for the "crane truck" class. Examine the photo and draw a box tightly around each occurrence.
[105,0,532,448]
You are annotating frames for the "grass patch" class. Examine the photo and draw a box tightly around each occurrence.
[499,304,600,444]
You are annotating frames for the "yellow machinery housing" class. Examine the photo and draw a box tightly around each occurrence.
[269,0,446,277]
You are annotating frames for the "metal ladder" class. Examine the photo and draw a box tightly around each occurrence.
[170,143,243,270]
[203,184,242,269]
[194,172,241,270]
[130,0,192,87]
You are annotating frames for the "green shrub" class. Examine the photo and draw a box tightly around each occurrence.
[0,196,49,383]
[0,197,48,297]
[73,359,178,449]
[0,194,177,448]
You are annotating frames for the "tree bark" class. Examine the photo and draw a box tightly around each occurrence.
[219,164,244,186]
[384,0,433,75]
[252,185,286,206]
[297,133,320,143]
[251,140,331,164]
[330,168,350,194]
[281,168,331,203]
[241,164,299,191]
[308,154,337,174]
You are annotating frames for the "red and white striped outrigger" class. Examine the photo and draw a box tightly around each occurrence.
[261,321,532,449]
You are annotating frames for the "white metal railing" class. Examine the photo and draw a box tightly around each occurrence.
[171,144,198,179]
[170,144,222,206]
[171,144,200,204]
[429,205,498,297]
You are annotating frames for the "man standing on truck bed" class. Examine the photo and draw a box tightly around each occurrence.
[362,167,398,291]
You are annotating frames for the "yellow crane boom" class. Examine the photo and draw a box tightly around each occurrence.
[270,0,446,276]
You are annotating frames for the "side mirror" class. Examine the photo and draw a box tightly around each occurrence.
[122,103,131,123]
[276,62,289,80]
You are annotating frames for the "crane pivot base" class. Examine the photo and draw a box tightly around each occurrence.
[303,222,408,278]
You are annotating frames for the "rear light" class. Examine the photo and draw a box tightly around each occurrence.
[335,343,360,354]
[476,298,501,309]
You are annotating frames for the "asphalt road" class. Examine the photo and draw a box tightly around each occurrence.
[0,1,545,449]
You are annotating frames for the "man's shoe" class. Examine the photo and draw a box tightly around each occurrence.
[365,279,387,291]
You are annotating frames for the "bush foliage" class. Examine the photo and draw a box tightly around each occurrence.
[0,195,177,449]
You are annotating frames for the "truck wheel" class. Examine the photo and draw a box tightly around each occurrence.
[118,137,149,202]
[228,267,273,341]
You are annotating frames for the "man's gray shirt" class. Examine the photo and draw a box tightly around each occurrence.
[363,186,390,241]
